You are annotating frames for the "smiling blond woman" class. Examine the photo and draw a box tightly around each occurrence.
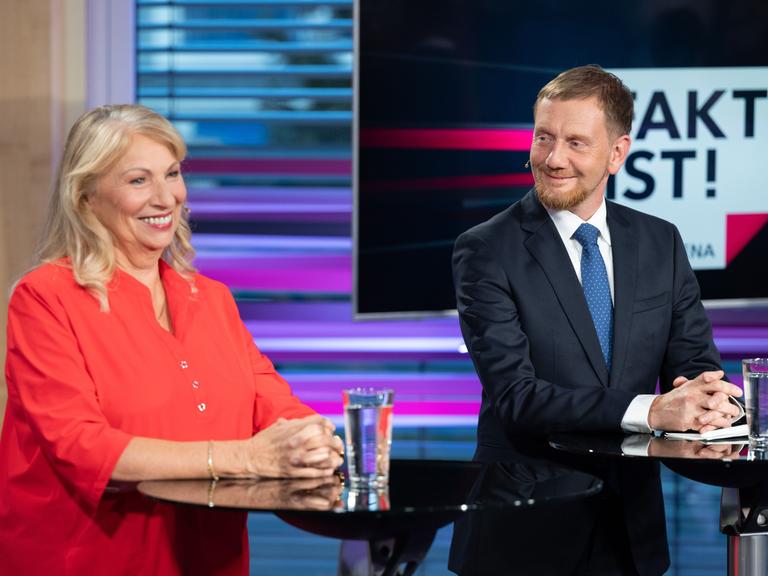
[0,105,343,576]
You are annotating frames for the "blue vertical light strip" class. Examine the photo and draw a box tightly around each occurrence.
[169,0,176,121]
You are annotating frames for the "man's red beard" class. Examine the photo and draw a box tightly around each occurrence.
[533,167,610,211]
[534,175,591,211]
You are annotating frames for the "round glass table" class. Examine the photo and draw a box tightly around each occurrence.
[138,458,602,576]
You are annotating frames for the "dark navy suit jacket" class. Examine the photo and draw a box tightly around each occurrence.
[453,188,723,442]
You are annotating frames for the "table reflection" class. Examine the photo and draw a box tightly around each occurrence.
[140,475,399,514]
[450,442,670,576]
[139,475,344,511]
[647,438,746,460]
[342,484,391,512]
[551,432,768,489]
[550,432,768,469]
[139,460,482,520]
[550,432,761,461]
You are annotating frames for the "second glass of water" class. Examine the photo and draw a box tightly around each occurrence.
[743,358,768,446]
[342,388,394,487]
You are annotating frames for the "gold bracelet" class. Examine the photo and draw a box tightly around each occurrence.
[207,440,220,481]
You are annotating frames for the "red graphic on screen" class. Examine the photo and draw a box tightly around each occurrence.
[726,213,768,265]
[360,128,534,151]
[365,173,534,192]
[360,128,535,192]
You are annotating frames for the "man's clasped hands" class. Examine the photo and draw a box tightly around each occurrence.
[648,370,743,433]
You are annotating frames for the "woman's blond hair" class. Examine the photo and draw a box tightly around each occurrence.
[38,104,196,310]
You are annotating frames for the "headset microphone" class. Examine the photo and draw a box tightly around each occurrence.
[523,159,531,169]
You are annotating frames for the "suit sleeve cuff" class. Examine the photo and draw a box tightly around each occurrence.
[621,394,657,434]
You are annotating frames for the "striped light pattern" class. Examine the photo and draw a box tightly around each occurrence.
[137,0,765,428]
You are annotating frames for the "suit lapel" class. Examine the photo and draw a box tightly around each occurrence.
[520,191,610,386]
[607,203,638,388]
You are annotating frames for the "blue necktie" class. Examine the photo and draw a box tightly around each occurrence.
[572,223,613,370]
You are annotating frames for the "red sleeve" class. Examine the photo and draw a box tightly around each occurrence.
[236,324,315,433]
[5,281,133,513]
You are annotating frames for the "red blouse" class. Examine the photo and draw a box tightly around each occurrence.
[0,260,315,575]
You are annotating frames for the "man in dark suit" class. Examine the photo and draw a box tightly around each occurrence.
[451,65,743,575]
[453,65,742,443]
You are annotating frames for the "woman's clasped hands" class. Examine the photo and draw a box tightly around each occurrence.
[245,415,344,479]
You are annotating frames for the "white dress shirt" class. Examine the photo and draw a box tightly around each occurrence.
[545,199,655,433]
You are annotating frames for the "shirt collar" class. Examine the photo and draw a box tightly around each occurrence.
[111,259,194,299]
[545,197,612,246]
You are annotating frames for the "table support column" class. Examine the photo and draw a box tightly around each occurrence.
[728,534,768,576]
[338,530,437,576]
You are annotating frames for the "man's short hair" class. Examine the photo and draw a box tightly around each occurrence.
[534,64,633,137]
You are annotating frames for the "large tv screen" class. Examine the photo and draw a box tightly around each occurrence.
[354,0,768,318]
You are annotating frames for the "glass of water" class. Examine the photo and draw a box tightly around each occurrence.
[742,358,768,446]
[342,388,394,487]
